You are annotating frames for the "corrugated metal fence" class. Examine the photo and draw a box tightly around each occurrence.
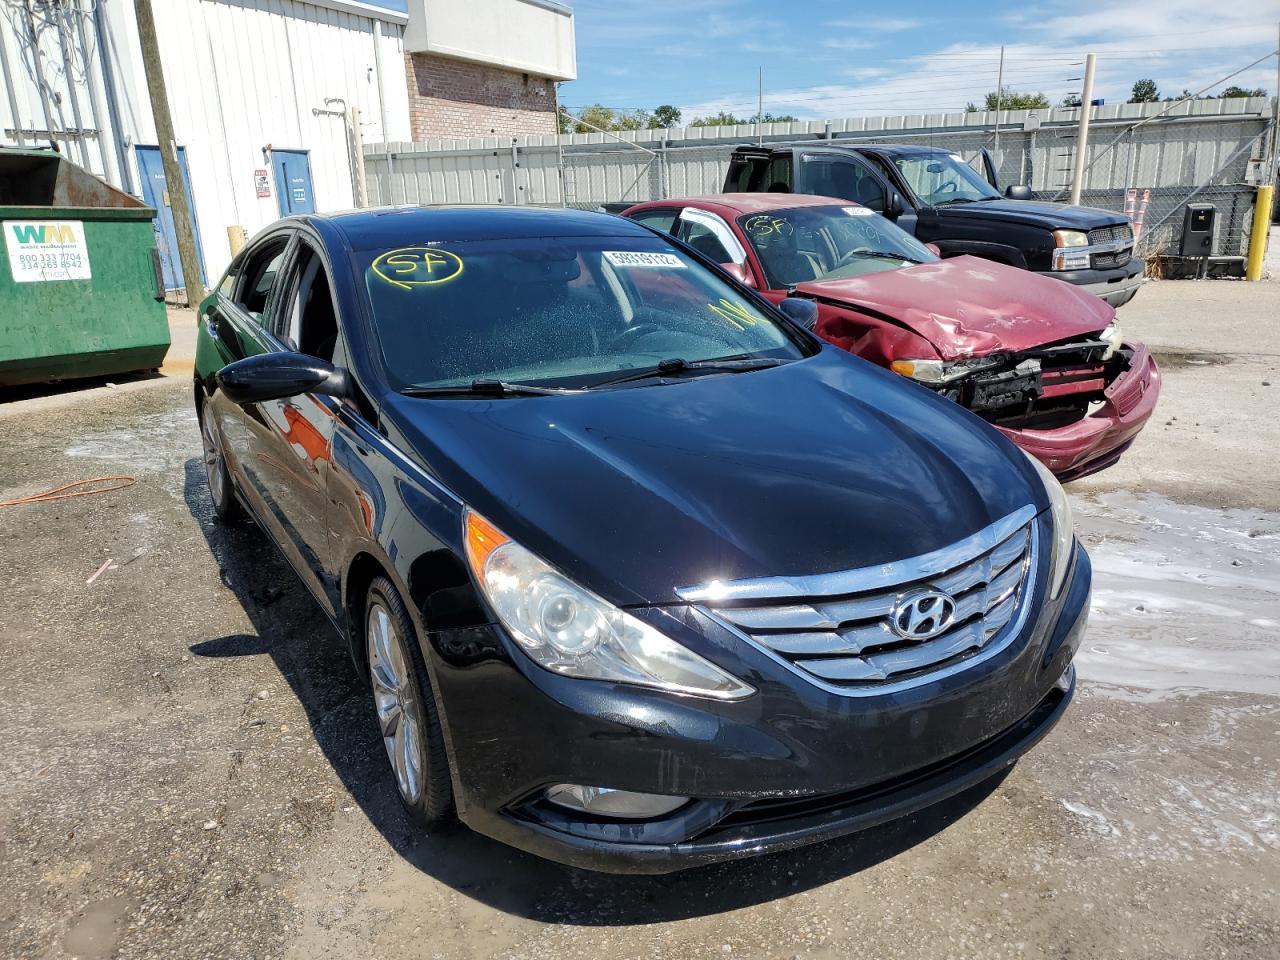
[366,97,1276,261]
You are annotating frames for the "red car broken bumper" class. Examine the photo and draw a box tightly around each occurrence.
[999,344,1161,482]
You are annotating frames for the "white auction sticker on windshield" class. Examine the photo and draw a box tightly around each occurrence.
[603,250,685,269]
[842,206,875,216]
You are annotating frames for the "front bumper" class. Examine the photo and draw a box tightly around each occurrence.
[1000,343,1161,481]
[1047,258,1146,307]
[422,534,1091,874]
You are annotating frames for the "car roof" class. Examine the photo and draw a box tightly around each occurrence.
[304,204,654,251]
[628,193,855,216]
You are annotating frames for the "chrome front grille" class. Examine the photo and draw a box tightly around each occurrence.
[1088,224,1133,246]
[680,506,1039,696]
[1088,224,1134,270]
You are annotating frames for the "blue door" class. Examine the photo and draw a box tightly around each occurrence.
[272,150,316,215]
[135,145,206,291]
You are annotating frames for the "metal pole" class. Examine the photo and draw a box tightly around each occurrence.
[373,17,395,197]
[53,6,92,167]
[1069,53,1097,206]
[993,45,1004,168]
[757,66,763,146]
[1270,22,1279,184]
[134,0,206,305]
[0,21,27,145]
[71,0,120,186]
[93,0,134,194]
[351,107,367,208]
[21,1,59,151]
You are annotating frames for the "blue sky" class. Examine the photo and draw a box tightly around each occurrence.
[367,0,1277,119]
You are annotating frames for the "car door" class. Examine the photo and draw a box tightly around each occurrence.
[796,152,895,215]
[239,235,343,615]
[206,234,294,486]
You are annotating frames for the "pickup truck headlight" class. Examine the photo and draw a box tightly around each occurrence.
[1021,451,1075,599]
[1051,229,1091,271]
[464,510,754,700]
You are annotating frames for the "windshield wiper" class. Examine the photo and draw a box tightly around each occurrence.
[933,197,976,206]
[592,356,790,388]
[845,251,922,264]
[401,379,582,398]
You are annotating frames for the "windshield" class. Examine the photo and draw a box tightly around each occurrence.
[893,153,1001,205]
[358,236,808,390]
[739,206,938,287]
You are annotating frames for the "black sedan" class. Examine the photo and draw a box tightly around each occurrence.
[194,205,1089,873]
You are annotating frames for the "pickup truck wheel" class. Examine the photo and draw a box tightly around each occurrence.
[365,576,454,827]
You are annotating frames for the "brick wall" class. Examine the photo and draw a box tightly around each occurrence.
[405,52,558,140]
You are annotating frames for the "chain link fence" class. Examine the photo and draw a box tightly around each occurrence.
[365,98,1277,269]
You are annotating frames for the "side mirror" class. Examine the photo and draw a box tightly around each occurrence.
[1005,184,1033,200]
[217,351,347,406]
[925,242,942,258]
[719,261,756,289]
[778,296,819,331]
[884,191,906,218]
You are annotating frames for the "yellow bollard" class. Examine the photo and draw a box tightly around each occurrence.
[226,225,248,258]
[1245,184,1273,281]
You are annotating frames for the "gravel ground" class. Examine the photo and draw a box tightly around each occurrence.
[1,279,1276,960]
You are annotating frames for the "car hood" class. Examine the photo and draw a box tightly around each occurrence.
[796,256,1115,360]
[384,350,1044,607]
[935,197,1127,230]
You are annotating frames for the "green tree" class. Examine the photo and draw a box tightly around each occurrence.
[1129,78,1160,103]
[648,104,682,128]
[690,111,749,127]
[748,112,798,123]
[965,87,1050,112]
[1221,85,1266,98]
[1060,93,1082,107]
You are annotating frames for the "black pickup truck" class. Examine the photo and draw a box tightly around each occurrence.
[724,144,1144,307]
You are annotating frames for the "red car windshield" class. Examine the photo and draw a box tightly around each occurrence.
[738,206,938,289]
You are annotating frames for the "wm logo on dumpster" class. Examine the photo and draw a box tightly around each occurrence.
[11,224,77,244]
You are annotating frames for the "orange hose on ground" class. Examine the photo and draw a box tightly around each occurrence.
[0,476,137,507]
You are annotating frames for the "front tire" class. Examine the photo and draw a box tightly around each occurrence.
[365,576,453,827]
[199,402,244,523]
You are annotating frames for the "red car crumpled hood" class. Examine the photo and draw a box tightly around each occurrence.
[795,255,1115,361]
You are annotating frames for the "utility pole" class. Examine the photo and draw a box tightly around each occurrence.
[993,45,1004,169]
[757,67,764,146]
[133,0,205,305]
[1069,53,1097,206]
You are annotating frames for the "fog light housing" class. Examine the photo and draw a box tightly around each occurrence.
[545,784,689,819]
[1055,662,1076,693]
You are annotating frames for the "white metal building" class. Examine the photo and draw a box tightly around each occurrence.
[1,0,576,292]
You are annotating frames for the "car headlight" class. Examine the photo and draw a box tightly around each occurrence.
[463,510,754,700]
[1099,320,1121,360]
[889,356,999,384]
[1051,229,1090,271]
[1021,451,1075,599]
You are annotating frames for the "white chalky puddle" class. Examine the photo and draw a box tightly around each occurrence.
[1070,490,1280,699]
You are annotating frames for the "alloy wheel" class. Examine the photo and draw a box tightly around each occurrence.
[201,412,227,507]
[367,601,423,804]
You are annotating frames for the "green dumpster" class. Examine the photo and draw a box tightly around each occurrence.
[0,147,169,387]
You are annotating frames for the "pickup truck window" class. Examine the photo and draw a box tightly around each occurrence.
[894,154,1000,206]
[799,155,886,212]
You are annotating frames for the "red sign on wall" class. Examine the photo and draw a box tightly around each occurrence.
[254,169,271,198]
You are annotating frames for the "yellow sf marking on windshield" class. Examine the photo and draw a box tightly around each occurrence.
[371,247,464,290]
[707,299,759,331]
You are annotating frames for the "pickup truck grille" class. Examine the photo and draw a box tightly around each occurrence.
[1088,224,1134,270]
[682,507,1038,696]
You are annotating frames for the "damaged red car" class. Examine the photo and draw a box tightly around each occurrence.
[622,194,1160,480]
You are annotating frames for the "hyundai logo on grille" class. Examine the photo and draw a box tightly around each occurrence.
[890,590,957,641]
